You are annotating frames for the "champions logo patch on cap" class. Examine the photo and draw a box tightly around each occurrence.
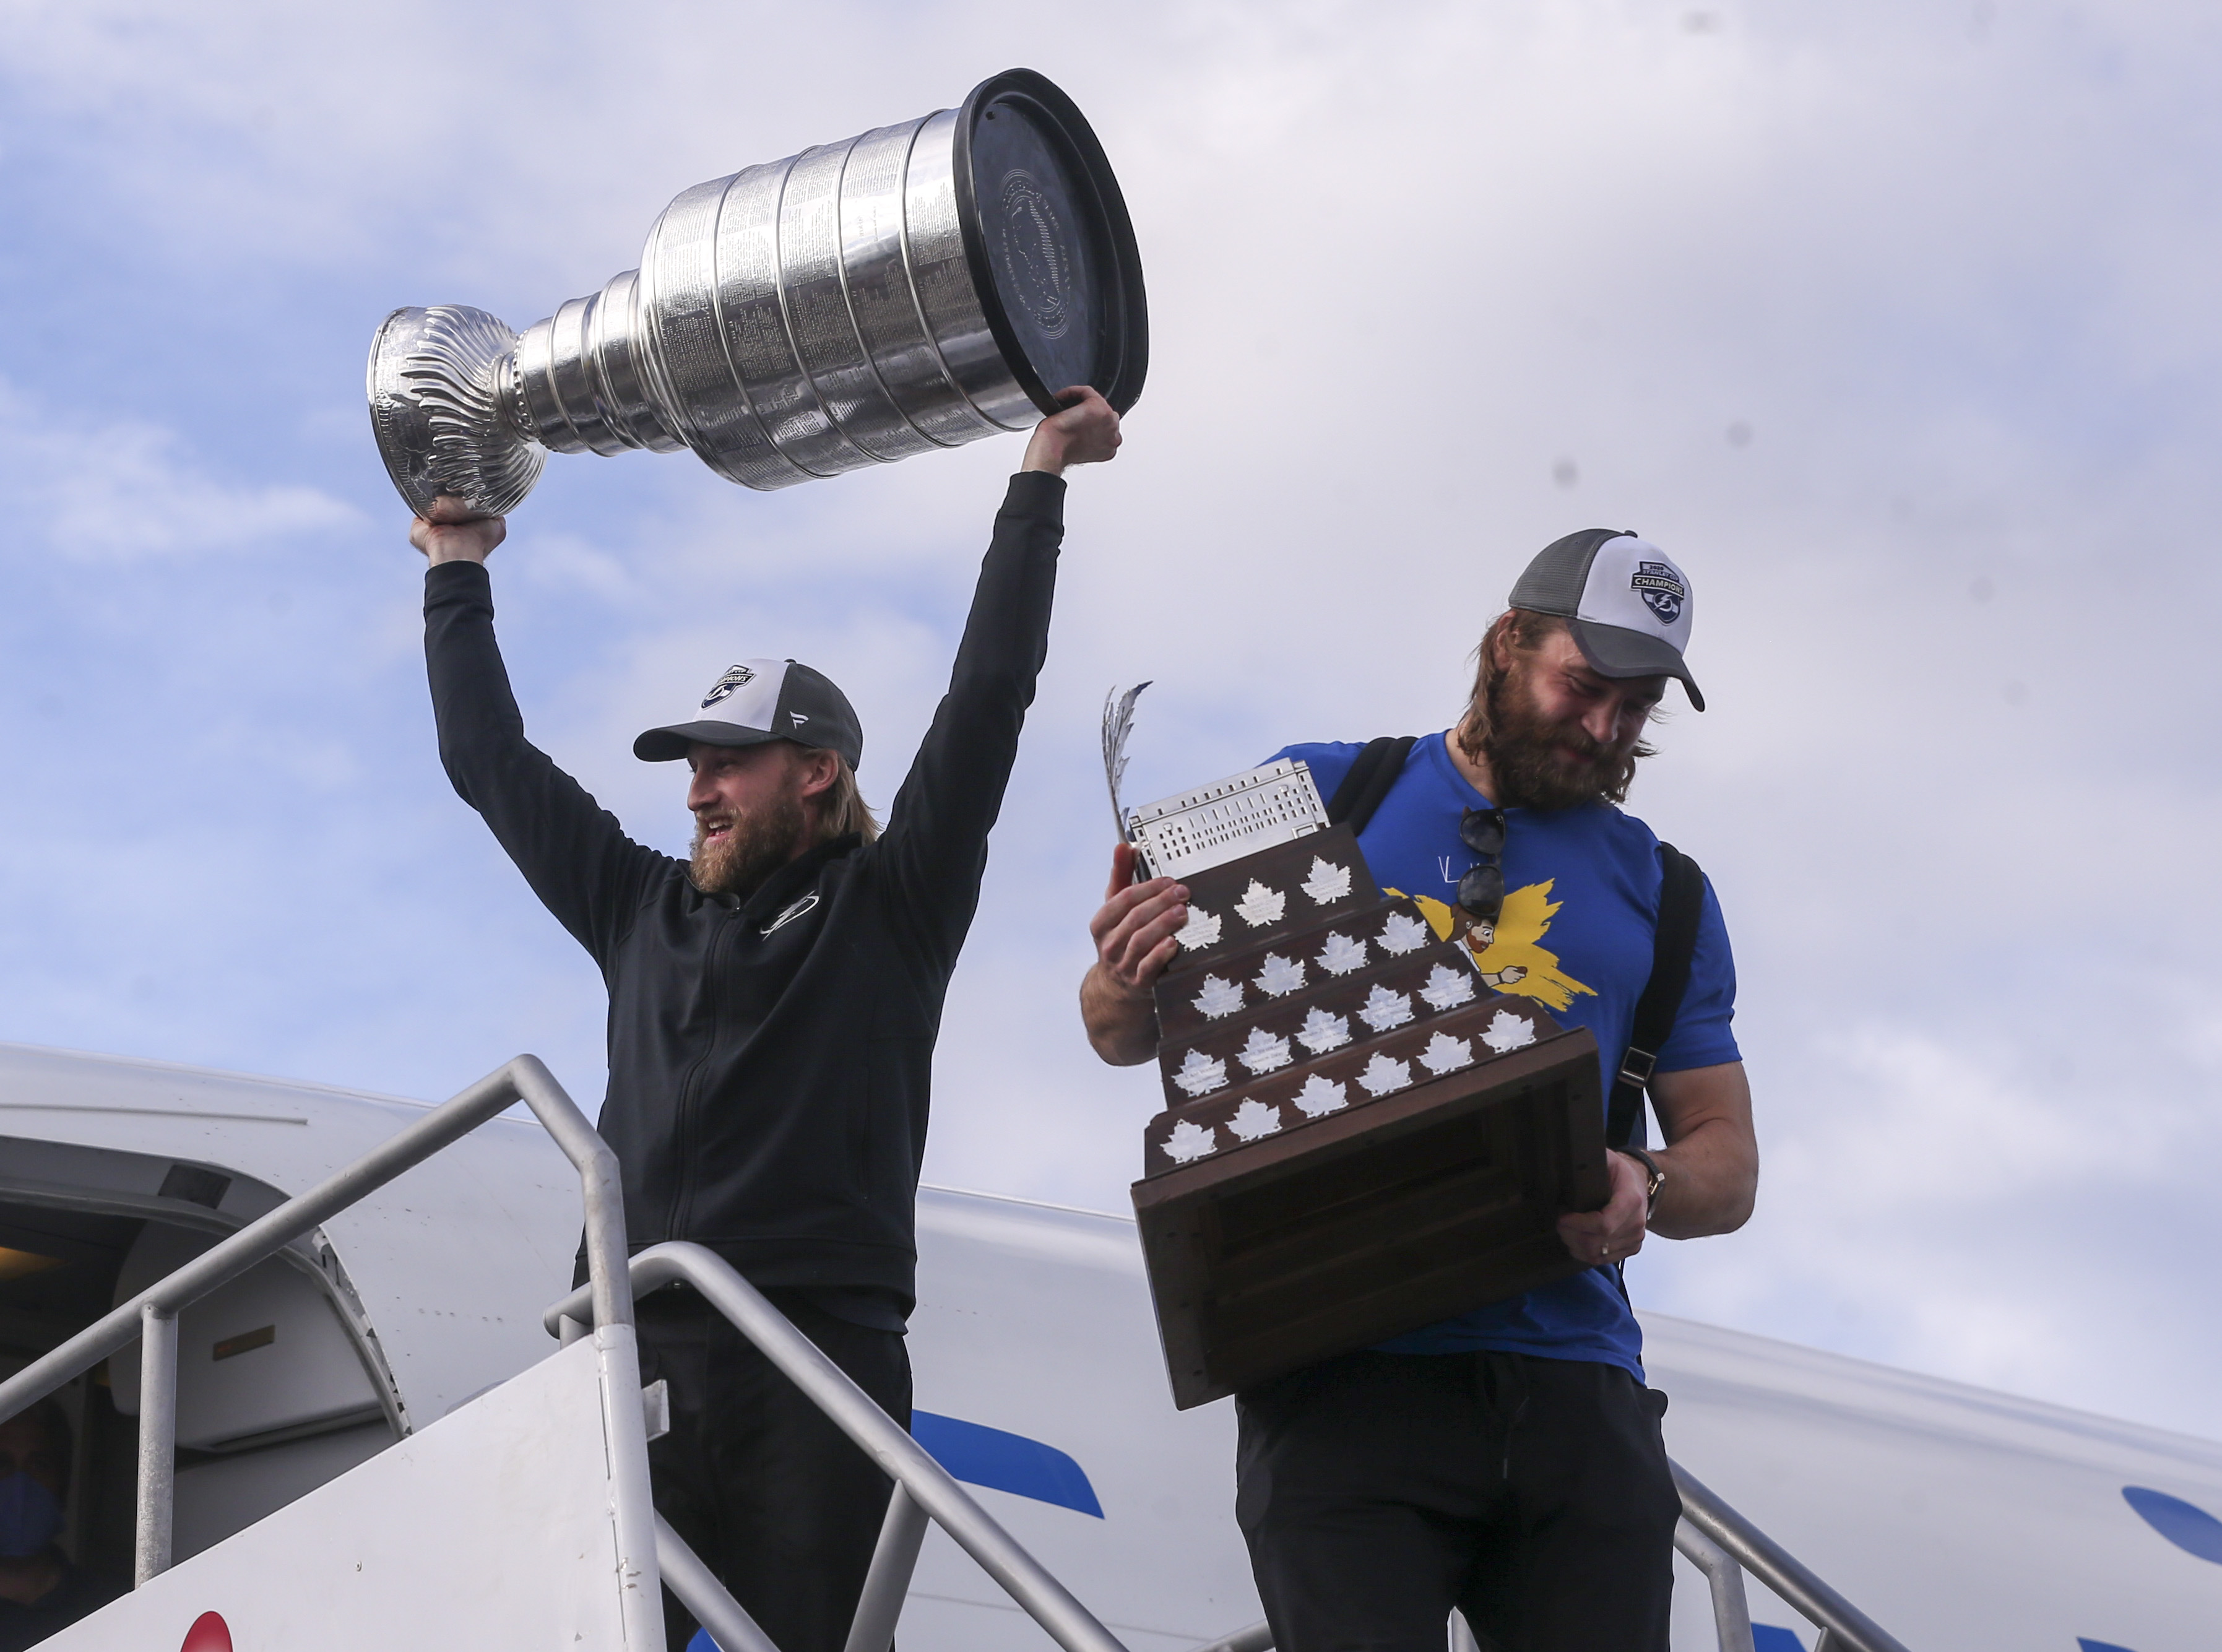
[1505,527,1706,711]
[1630,562,1685,625]
[702,664,756,708]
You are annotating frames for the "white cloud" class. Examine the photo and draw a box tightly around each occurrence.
[0,378,355,558]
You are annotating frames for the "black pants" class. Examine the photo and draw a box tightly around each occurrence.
[634,1289,912,1652]
[1235,1350,1679,1652]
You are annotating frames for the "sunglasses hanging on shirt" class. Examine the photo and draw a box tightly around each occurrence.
[1457,807,1508,924]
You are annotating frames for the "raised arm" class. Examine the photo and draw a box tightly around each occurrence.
[873,389,1121,964]
[416,498,660,962]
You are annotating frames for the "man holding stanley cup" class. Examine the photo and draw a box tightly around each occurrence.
[410,386,1120,1652]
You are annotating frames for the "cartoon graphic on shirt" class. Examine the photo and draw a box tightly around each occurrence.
[1398,884,1597,1013]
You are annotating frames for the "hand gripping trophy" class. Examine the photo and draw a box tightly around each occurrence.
[365,69,1146,514]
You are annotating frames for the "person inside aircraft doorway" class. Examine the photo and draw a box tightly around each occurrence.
[410,387,1122,1652]
[1079,530,1760,1652]
[0,1399,119,1652]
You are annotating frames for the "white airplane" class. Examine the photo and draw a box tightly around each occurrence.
[0,1037,2217,1652]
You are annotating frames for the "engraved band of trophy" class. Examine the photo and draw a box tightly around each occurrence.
[1109,700,1610,1409]
[366,70,1147,517]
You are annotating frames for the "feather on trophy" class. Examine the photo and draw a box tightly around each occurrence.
[1104,688,1612,1409]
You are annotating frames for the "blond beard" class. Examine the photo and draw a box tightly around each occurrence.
[689,789,808,898]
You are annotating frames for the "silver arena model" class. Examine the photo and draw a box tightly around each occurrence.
[1125,761,1331,881]
[367,69,1148,516]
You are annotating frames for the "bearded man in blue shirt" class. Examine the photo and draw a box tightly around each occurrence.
[1080,530,1760,1652]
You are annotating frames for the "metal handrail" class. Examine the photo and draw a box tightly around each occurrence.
[1673,1463,1911,1652]
[1180,1465,1903,1652]
[658,1514,780,1652]
[0,1054,661,1652]
[545,1242,1134,1652]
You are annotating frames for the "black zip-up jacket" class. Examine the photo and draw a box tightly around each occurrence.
[425,471,1066,1324]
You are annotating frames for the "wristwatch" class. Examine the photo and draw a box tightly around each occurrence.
[1619,1147,1666,1216]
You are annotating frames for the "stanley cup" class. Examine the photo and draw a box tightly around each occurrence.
[366,69,1147,516]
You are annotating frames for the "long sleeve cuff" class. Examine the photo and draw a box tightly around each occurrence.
[425,558,493,609]
[1000,469,1068,526]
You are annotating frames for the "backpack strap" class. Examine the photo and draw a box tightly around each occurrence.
[1606,844,1705,1150]
[1323,737,1417,836]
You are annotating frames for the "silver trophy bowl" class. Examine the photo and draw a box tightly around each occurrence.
[368,69,1147,516]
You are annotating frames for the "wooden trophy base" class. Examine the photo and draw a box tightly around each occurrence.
[1131,1028,1607,1410]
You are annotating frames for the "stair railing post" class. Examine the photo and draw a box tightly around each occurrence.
[1674,1518,1755,1652]
[844,1482,931,1652]
[133,1302,178,1586]
[546,1245,1132,1652]
[1672,1461,1911,1652]
[505,1056,662,1652]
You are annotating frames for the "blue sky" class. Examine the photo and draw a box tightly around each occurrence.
[2,0,2220,1439]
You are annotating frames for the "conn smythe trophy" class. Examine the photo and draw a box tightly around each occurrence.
[1115,732,1610,1410]
[366,69,1146,517]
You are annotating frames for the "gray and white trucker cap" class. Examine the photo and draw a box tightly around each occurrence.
[1507,528,1704,711]
[633,658,864,768]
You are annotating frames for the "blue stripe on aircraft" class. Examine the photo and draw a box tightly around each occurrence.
[912,1410,1105,1518]
[685,1413,1107,1649]
[1751,1627,1805,1651]
[2122,1484,2222,1564]
[2078,1640,2138,1651]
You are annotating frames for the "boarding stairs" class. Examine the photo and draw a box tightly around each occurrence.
[0,1057,1910,1652]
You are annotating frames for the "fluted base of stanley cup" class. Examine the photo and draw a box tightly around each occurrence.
[368,306,545,518]
[367,69,1146,519]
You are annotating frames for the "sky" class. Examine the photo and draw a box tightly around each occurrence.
[0,0,2218,1442]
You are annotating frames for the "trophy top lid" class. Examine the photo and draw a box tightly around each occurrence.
[956,69,1149,418]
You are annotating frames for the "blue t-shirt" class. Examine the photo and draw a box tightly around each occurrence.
[1265,732,1740,1377]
